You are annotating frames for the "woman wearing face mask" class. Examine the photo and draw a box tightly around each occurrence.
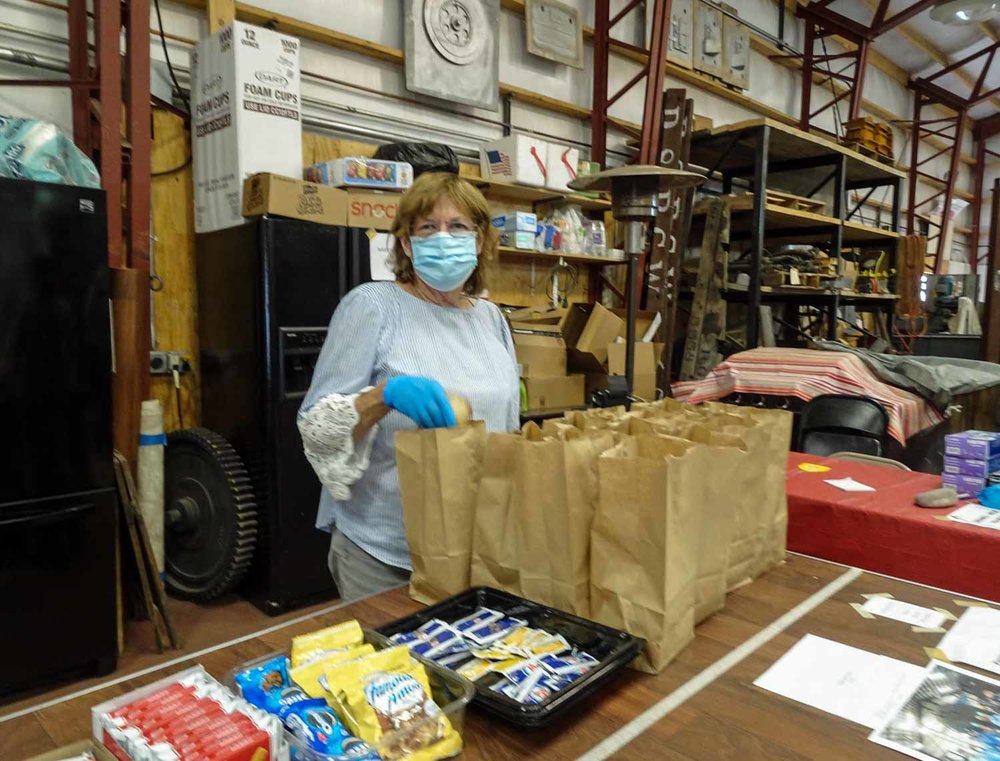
[298,171,520,601]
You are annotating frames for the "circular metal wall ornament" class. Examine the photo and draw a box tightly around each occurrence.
[423,0,485,65]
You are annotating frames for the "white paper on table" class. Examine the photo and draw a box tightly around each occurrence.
[936,606,1000,676]
[861,598,948,629]
[947,503,1000,531]
[869,660,1000,761]
[369,233,397,281]
[754,634,925,729]
[824,477,876,493]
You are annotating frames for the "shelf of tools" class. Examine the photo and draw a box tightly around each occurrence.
[686,118,907,350]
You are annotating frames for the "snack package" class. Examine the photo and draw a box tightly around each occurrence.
[323,646,462,761]
[464,617,526,647]
[290,644,376,698]
[451,608,504,634]
[234,655,310,713]
[456,659,494,682]
[291,620,365,667]
[280,697,381,759]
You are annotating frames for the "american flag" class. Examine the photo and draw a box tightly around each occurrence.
[487,149,512,175]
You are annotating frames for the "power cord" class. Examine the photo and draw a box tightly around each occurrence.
[154,0,191,114]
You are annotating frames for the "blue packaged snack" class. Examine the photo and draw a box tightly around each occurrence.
[235,655,293,708]
[281,699,382,759]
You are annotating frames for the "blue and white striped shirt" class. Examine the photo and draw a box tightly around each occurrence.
[300,282,520,570]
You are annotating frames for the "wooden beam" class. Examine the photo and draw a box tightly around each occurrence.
[174,0,977,187]
[752,35,976,166]
[856,0,1000,114]
[207,0,234,32]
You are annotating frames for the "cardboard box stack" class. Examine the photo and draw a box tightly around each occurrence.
[509,307,583,411]
[508,302,664,412]
[943,431,1000,497]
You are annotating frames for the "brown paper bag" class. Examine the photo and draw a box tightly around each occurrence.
[591,435,714,673]
[705,403,792,578]
[395,422,486,604]
[470,432,522,595]
[513,425,616,617]
[625,417,744,622]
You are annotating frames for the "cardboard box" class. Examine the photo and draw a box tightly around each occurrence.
[563,303,625,371]
[27,740,116,761]
[942,472,986,498]
[305,157,413,190]
[500,230,536,250]
[192,22,303,233]
[492,211,537,232]
[944,431,1000,460]
[347,189,401,231]
[523,375,585,410]
[241,173,347,225]
[514,333,567,378]
[943,454,1000,478]
[480,134,549,187]
[546,143,580,192]
[608,342,664,402]
[507,306,567,336]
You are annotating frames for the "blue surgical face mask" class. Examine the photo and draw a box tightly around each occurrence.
[410,232,479,292]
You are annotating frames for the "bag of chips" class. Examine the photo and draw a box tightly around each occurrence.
[289,644,375,698]
[290,620,364,667]
[323,646,462,761]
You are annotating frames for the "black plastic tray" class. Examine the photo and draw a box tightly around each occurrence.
[373,587,645,728]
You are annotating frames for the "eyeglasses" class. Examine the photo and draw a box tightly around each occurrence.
[411,220,477,238]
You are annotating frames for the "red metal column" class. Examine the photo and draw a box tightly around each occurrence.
[125,0,152,403]
[67,0,91,153]
[591,0,610,168]
[970,137,986,270]
[589,0,671,168]
[935,108,967,274]
[638,0,670,165]
[126,0,152,273]
[907,94,922,237]
[848,39,869,120]
[798,21,814,131]
[96,0,123,269]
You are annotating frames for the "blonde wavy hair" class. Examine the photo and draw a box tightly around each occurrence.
[390,172,497,294]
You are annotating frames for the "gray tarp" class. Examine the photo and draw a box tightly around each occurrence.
[814,340,1000,411]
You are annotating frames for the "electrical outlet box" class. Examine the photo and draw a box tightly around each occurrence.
[150,351,191,376]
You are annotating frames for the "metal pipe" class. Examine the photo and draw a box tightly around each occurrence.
[0,45,68,73]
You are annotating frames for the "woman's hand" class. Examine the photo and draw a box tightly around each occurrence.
[383,376,457,428]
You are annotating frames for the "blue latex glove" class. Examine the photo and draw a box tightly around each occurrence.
[383,376,457,429]
[977,483,1000,509]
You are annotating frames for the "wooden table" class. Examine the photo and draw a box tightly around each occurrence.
[4,554,997,761]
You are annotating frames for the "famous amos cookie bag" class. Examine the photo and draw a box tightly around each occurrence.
[322,645,461,761]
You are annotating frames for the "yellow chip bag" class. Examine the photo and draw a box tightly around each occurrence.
[289,643,375,698]
[290,620,364,667]
[323,645,462,761]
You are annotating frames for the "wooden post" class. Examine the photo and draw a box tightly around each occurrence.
[208,0,236,32]
[983,179,1000,364]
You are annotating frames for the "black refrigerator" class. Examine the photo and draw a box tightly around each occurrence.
[196,217,372,614]
[0,178,117,697]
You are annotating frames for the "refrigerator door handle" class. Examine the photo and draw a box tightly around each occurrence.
[0,502,95,528]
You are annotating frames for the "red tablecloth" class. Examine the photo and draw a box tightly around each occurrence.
[786,452,1000,602]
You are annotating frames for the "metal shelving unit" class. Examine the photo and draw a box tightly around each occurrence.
[689,118,907,347]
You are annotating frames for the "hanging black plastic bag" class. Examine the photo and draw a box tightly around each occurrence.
[374,142,459,177]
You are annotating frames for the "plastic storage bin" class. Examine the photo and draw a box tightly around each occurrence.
[374,587,645,727]
[226,631,474,761]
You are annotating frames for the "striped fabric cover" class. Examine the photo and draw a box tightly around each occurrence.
[672,348,943,443]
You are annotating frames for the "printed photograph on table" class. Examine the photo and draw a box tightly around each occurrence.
[870,661,1000,761]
